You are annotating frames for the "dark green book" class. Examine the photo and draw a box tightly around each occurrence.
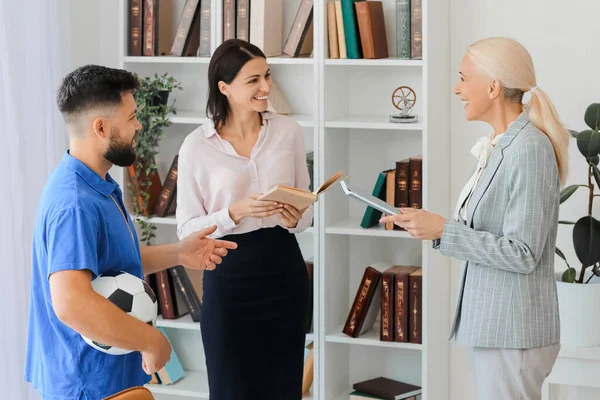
[360,169,391,228]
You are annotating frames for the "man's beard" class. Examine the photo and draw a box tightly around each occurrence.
[104,127,136,167]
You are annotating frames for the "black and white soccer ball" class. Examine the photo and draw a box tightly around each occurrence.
[81,270,158,355]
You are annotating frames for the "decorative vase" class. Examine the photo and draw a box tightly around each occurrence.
[555,271,600,347]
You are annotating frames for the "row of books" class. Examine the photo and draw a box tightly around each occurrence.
[127,0,211,57]
[342,263,422,344]
[327,0,422,60]
[360,155,422,231]
[223,0,314,58]
[146,265,203,322]
[127,0,313,58]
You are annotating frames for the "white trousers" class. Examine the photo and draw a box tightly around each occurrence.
[469,344,560,400]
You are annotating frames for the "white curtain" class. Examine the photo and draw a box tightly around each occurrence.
[0,0,70,398]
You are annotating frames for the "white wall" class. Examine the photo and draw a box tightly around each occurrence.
[69,0,120,70]
[449,1,600,399]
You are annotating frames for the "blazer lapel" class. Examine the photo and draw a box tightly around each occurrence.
[466,113,530,227]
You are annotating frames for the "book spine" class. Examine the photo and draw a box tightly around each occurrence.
[343,266,381,337]
[168,265,202,322]
[128,0,143,56]
[396,0,411,59]
[409,270,422,344]
[198,0,211,56]
[380,272,394,341]
[155,270,176,319]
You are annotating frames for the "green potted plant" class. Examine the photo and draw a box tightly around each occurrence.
[127,72,182,245]
[555,102,600,346]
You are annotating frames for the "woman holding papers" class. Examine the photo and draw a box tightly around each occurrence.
[175,39,312,400]
[381,37,569,400]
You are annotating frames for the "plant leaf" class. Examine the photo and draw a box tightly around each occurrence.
[559,220,576,225]
[568,129,579,138]
[590,155,599,166]
[555,247,568,261]
[593,165,600,189]
[584,103,600,130]
[573,216,600,267]
[562,267,577,283]
[576,129,600,158]
[560,184,585,204]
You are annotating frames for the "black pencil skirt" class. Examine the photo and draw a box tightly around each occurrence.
[200,226,309,400]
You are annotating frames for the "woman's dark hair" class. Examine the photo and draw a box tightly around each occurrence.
[206,39,266,129]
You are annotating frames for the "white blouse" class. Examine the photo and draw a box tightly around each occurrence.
[175,109,314,240]
[454,132,505,222]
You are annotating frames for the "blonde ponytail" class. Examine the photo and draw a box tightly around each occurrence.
[524,88,570,187]
[467,37,570,186]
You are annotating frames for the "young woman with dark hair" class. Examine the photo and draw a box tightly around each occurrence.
[176,39,313,400]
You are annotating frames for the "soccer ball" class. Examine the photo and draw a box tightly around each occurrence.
[81,270,158,355]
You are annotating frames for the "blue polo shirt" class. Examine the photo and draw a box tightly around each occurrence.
[24,151,150,399]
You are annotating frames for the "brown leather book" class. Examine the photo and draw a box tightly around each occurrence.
[154,155,178,217]
[409,268,422,344]
[409,155,422,209]
[355,1,389,59]
[380,268,395,341]
[128,0,143,56]
[395,159,410,208]
[223,0,236,41]
[170,0,201,56]
[155,270,176,319]
[343,266,382,338]
[392,266,419,342]
[283,0,314,57]
[143,0,158,56]
[127,161,162,216]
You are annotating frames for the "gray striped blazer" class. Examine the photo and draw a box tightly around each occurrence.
[435,112,561,349]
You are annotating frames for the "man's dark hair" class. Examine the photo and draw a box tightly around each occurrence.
[206,39,266,129]
[57,64,139,123]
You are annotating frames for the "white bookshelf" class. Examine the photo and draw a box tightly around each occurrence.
[116,0,451,399]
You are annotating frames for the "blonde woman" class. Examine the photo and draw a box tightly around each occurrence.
[381,37,569,399]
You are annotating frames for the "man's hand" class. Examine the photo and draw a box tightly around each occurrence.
[178,225,238,270]
[141,329,172,374]
[279,204,307,228]
[379,208,446,240]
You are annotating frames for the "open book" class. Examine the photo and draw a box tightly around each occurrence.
[258,170,345,210]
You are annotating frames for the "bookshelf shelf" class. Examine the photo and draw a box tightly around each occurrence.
[156,314,199,331]
[146,370,209,398]
[124,55,314,65]
[325,217,414,239]
[124,56,210,64]
[168,111,314,127]
[133,215,177,226]
[324,116,423,130]
[267,56,315,65]
[326,325,423,351]
[119,0,451,398]
[324,58,423,67]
